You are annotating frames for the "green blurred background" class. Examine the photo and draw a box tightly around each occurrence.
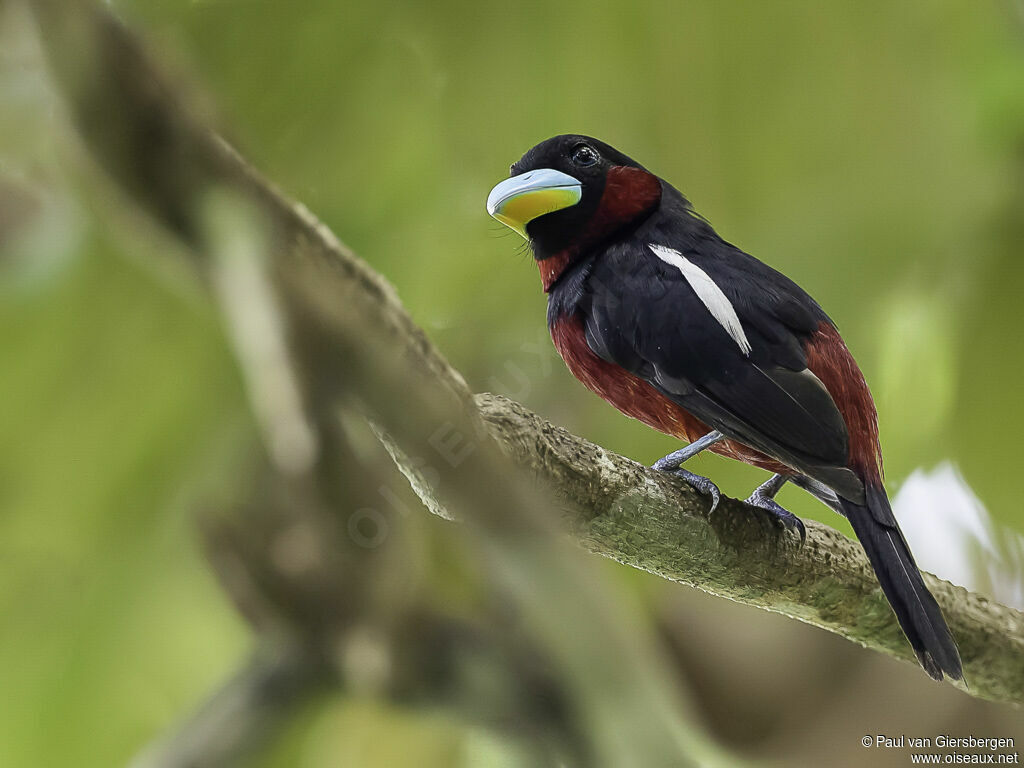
[2,0,1023,765]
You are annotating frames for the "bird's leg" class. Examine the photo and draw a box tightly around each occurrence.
[652,431,725,471]
[652,431,725,513]
[745,473,806,542]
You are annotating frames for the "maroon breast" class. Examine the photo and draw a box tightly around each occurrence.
[550,313,793,474]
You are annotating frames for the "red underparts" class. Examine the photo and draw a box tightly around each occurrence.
[538,165,663,292]
[551,315,883,481]
[804,322,883,481]
[550,313,792,474]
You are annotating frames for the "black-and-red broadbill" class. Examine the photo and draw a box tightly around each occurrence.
[486,134,962,682]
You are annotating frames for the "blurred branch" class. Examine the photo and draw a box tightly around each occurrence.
[129,644,332,768]
[27,6,1024,759]
[189,461,598,768]
[28,2,723,766]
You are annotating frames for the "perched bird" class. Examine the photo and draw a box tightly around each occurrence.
[486,134,962,681]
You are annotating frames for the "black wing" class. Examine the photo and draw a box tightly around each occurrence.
[581,238,863,501]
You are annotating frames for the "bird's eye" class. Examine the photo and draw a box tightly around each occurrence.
[571,145,599,167]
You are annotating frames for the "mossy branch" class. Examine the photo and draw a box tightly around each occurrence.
[470,394,1024,705]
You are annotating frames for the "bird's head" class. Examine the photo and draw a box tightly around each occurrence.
[486,135,663,270]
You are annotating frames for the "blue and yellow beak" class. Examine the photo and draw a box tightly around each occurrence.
[486,168,582,238]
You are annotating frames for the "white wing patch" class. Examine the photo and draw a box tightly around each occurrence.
[649,244,752,356]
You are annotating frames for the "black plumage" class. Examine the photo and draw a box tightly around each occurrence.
[488,134,963,681]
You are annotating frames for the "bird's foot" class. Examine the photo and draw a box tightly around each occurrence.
[668,468,722,515]
[652,432,726,516]
[745,489,806,543]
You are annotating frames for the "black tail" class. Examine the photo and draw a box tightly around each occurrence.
[840,483,962,681]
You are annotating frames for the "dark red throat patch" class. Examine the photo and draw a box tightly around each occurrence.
[539,251,573,291]
[536,165,662,292]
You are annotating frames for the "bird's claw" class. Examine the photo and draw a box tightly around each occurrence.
[670,468,721,515]
[745,491,806,543]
